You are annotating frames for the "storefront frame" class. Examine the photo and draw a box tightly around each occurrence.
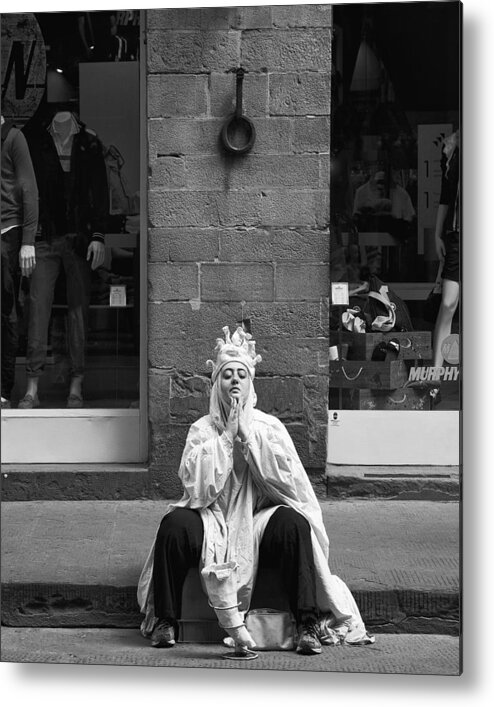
[1,10,148,464]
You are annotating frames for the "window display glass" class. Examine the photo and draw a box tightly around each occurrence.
[329,2,460,413]
[1,10,141,410]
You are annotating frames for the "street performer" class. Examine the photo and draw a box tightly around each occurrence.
[138,326,373,657]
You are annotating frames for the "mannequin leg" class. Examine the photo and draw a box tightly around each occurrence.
[433,278,460,367]
[63,237,91,403]
[21,240,61,404]
[1,228,21,405]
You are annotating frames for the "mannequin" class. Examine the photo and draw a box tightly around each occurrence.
[50,111,77,167]
[18,111,108,408]
[430,131,460,404]
[1,115,38,408]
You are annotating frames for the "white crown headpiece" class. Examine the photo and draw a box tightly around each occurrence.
[207,326,262,382]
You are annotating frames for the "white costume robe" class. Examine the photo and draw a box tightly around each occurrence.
[137,408,368,643]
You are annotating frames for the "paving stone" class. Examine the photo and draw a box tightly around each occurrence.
[0,629,461,675]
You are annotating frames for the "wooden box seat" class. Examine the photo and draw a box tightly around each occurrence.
[178,565,290,643]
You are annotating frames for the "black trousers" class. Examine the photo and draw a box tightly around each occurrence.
[1,227,21,399]
[152,506,318,624]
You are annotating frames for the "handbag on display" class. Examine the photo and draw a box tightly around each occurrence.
[423,264,443,323]
[339,277,413,334]
[366,275,414,332]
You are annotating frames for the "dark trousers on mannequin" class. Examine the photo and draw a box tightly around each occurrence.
[152,506,318,625]
[26,234,91,380]
[1,227,21,400]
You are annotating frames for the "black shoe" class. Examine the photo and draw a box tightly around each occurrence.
[296,617,322,655]
[18,393,40,409]
[151,619,176,648]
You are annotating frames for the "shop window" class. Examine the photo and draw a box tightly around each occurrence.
[329,2,460,414]
[1,10,142,411]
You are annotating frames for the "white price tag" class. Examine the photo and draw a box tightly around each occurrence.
[331,282,349,306]
[110,285,127,307]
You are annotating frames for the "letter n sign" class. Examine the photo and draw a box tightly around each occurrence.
[1,13,46,125]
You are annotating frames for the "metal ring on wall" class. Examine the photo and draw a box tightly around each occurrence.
[220,67,256,155]
[221,115,256,154]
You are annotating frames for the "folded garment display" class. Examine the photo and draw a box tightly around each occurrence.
[342,307,366,333]
[340,276,414,334]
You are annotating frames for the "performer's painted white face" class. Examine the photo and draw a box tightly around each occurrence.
[219,363,250,406]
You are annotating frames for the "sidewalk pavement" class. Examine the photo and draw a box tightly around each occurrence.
[0,628,461,675]
[1,499,460,633]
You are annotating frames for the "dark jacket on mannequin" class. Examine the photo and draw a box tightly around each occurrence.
[27,114,108,256]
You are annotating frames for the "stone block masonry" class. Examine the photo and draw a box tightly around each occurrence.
[146,6,332,496]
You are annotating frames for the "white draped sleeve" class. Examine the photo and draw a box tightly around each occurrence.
[243,412,330,559]
[178,418,235,508]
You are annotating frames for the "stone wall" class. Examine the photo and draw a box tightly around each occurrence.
[147,5,332,496]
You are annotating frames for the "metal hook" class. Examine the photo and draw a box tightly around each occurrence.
[220,67,256,155]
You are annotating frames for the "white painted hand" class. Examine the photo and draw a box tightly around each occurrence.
[237,402,251,443]
[225,396,239,442]
[87,240,105,270]
[19,244,36,277]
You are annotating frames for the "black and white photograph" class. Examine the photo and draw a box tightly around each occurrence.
[0,0,477,698]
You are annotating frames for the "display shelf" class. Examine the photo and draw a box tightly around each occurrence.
[342,331,432,361]
[329,330,433,408]
[329,359,408,389]
[52,304,134,310]
[337,387,432,411]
